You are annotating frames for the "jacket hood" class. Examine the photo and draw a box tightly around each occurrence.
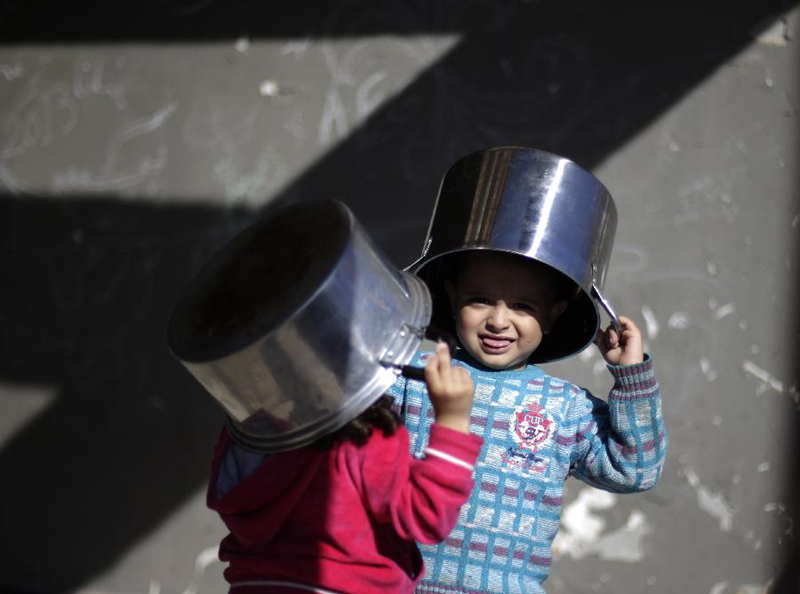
[207,427,326,547]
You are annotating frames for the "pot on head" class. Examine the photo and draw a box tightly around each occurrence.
[409,146,620,364]
[168,199,431,453]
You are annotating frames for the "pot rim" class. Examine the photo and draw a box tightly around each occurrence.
[407,145,619,363]
[167,200,354,364]
[226,269,431,453]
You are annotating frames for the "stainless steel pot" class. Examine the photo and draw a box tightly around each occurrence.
[409,146,620,364]
[168,199,431,453]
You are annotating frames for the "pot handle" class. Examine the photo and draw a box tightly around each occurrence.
[591,283,623,337]
[383,326,459,382]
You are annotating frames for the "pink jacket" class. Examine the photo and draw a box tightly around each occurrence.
[207,423,483,593]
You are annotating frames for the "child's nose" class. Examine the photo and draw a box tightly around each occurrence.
[486,304,510,331]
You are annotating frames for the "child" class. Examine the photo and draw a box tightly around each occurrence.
[207,342,483,593]
[389,250,667,593]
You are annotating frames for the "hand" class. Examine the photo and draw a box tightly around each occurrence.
[425,341,475,434]
[594,315,644,366]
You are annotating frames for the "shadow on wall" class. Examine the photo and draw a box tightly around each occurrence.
[0,197,254,590]
[0,0,798,591]
[772,46,800,588]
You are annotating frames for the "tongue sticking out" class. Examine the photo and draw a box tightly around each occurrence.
[482,336,512,349]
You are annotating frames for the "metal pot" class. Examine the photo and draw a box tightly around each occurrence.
[408,146,620,364]
[168,199,431,453]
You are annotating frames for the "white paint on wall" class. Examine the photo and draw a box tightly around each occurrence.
[559,488,616,544]
[742,360,785,394]
[710,582,729,594]
[281,38,310,59]
[355,70,388,119]
[0,61,25,81]
[0,36,461,204]
[212,145,288,205]
[259,79,279,97]
[74,546,221,594]
[640,305,659,339]
[593,511,652,562]
[180,546,221,594]
[76,545,222,594]
[683,466,735,532]
[667,311,690,329]
[700,357,718,381]
[318,85,349,145]
[317,36,460,147]
[552,487,652,563]
[44,101,178,194]
[714,303,736,319]
[735,586,770,594]
[711,580,772,594]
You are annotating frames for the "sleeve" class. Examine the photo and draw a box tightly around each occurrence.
[216,443,269,499]
[568,355,667,493]
[207,425,269,504]
[386,350,430,419]
[386,371,408,413]
[357,424,483,544]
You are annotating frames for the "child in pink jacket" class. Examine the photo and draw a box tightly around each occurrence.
[207,342,483,594]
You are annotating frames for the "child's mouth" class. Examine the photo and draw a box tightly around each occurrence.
[480,335,514,353]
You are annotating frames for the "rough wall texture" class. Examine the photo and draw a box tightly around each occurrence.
[0,2,798,593]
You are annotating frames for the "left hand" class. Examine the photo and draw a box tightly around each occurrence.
[425,341,475,434]
[594,315,644,366]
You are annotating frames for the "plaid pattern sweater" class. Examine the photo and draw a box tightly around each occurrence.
[388,353,667,594]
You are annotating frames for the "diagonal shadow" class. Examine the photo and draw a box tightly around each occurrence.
[0,0,797,591]
[774,46,800,589]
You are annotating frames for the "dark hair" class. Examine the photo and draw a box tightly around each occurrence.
[313,394,401,450]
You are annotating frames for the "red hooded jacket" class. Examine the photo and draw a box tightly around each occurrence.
[207,423,482,593]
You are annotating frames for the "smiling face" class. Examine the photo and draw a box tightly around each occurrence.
[446,252,568,371]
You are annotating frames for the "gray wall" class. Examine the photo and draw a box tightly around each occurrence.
[1,2,798,593]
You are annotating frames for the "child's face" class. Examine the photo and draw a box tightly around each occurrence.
[446,252,567,371]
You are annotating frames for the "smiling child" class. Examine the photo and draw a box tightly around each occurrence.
[389,249,666,594]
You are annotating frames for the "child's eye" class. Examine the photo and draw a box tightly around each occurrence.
[467,296,490,305]
[513,303,536,312]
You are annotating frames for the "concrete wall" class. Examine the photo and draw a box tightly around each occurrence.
[1,2,797,592]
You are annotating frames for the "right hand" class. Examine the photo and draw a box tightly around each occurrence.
[424,342,475,434]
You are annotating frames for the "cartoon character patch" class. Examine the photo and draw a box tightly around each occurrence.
[502,402,556,473]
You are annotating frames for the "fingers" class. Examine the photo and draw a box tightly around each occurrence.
[425,342,473,396]
[424,342,451,392]
[597,316,640,346]
[617,315,640,334]
[424,352,439,390]
[593,315,645,366]
[616,316,642,345]
[434,340,451,368]
[595,327,618,351]
[454,366,474,393]
[606,326,620,348]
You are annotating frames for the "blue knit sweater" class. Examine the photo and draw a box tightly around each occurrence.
[388,352,667,594]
